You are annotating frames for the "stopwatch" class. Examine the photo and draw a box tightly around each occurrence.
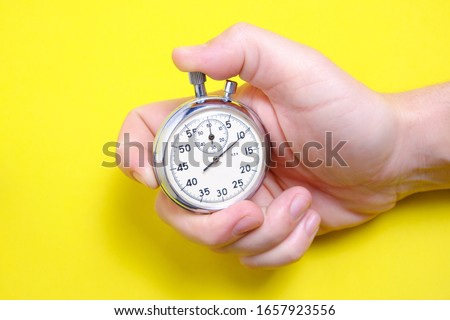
[153,72,269,213]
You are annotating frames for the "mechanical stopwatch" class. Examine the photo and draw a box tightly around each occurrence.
[153,72,269,213]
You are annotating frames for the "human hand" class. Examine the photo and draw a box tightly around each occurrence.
[117,23,417,268]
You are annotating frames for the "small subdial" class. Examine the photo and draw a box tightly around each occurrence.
[194,118,228,154]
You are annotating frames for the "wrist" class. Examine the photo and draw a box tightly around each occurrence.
[387,83,450,199]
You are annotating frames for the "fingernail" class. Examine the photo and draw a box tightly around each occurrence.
[233,216,261,236]
[290,194,310,221]
[132,167,158,188]
[305,212,321,237]
[132,172,147,186]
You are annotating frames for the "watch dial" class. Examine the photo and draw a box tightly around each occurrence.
[164,106,266,211]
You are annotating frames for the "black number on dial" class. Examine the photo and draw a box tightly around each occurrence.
[199,188,210,197]
[179,144,191,153]
[244,146,254,155]
[177,162,189,171]
[232,179,244,188]
[240,165,251,173]
[185,128,197,138]
[186,178,197,186]
[217,188,228,197]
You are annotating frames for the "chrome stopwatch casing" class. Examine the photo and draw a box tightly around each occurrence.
[153,72,269,213]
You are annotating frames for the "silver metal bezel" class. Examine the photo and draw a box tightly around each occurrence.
[153,96,269,214]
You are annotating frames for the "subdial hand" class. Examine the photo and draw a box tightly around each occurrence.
[207,119,214,141]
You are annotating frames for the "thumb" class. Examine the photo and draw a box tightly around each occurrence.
[172,23,342,104]
[155,192,265,248]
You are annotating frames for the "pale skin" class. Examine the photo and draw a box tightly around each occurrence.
[118,23,450,268]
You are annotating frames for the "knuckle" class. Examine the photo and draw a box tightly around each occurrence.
[225,22,254,41]
[229,22,252,33]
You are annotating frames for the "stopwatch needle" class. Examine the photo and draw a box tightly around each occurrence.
[208,119,214,141]
[203,138,240,172]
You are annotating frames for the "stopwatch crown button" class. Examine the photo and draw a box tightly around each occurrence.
[188,72,207,98]
[224,80,237,99]
[189,72,206,85]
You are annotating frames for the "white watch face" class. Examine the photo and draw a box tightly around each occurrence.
[155,102,267,212]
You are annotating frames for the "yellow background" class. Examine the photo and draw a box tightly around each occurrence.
[1,0,449,299]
